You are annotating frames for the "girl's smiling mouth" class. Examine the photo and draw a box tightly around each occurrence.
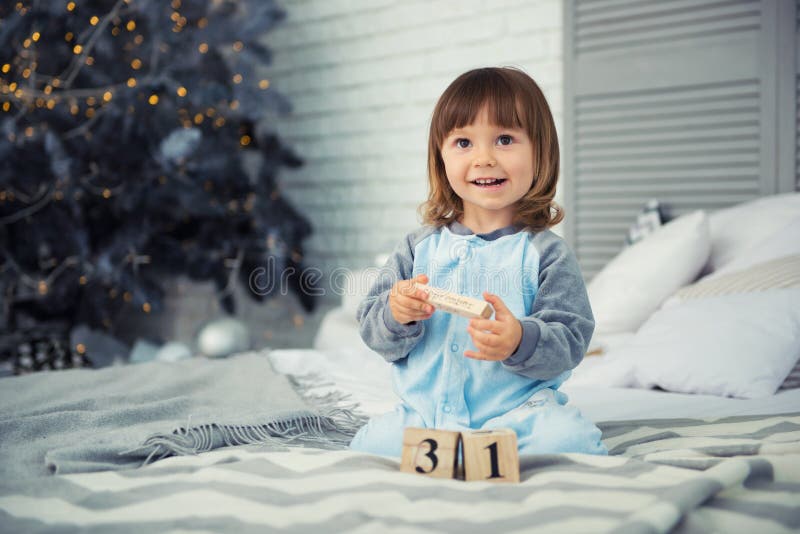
[471,177,508,189]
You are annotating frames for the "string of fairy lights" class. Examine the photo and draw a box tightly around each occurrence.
[0,0,278,326]
[0,0,270,138]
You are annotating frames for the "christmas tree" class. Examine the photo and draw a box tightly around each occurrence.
[0,0,318,372]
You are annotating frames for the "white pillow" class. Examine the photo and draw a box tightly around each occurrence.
[705,193,800,273]
[313,306,370,351]
[588,210,710,335]
[340,268,380,317]
[706,215,800,279]
[612,288,800,399]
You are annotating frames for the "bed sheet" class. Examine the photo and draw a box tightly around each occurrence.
[266,348,800,422]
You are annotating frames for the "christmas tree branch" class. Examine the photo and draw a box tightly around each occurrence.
[60,0,127,89]
[0,185,53,225]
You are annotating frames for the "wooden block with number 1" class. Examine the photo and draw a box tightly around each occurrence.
[400,427,461,479]
[461,428,520,483]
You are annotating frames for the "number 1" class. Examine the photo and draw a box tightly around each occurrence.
[485,441,502,479]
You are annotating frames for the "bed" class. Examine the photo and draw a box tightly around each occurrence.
[1,194,799,533]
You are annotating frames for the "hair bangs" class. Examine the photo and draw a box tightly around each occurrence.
[432,69,527,147]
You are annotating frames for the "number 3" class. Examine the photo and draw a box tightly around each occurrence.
[415,438,439,473]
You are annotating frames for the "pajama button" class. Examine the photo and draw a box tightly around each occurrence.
[443,405,451,413]
[451,343,458,352]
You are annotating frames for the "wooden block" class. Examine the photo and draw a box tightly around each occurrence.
[414,283,493,319]
[461,428,520,483]
[400,427,461,479]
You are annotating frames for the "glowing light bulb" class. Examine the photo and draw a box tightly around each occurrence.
[176,86,187,97]
[148,94,158,105]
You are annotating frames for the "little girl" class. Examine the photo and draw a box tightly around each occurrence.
[350,67,606,457]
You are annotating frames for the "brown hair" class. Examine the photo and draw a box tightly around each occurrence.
[419,66,563,232]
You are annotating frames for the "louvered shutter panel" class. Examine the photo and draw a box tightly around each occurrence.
[564,0,797,280]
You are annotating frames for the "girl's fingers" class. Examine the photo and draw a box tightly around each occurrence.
[464,350,483,360]
[464,349,500,361]
[467,326,498,347]
[469,318,501,334]
[473,338,498,356]
[399,295,433,313]
[393,301,433,320]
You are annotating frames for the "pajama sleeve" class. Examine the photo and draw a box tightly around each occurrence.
[356,228,432,363]
[502,230,595,380]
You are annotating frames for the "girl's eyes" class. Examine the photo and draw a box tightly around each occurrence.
[497,135,513,146]
[454,135,514,148]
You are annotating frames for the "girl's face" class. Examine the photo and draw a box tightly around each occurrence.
[440,105,534,230]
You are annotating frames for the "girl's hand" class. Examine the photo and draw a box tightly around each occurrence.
[465,292,522,361]
[388,274,434,325]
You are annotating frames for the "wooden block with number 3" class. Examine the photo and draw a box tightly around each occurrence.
[400,427,460,479]
[461,428,520,483]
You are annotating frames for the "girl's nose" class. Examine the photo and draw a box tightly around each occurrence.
[474,158,497,167]
[473,151,497,167]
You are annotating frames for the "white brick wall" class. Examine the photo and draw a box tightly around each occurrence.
[260,0,566,285]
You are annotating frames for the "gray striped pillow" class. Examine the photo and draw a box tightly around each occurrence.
[671,255,800,390]
[780,363,800,390]
[672,255,800,300]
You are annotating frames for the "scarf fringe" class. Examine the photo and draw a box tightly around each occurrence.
[124,372,370,466]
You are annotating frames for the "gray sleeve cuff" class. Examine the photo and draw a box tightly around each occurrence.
[503,319,541,367]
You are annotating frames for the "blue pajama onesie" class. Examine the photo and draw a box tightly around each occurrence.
[350,220,607,457]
